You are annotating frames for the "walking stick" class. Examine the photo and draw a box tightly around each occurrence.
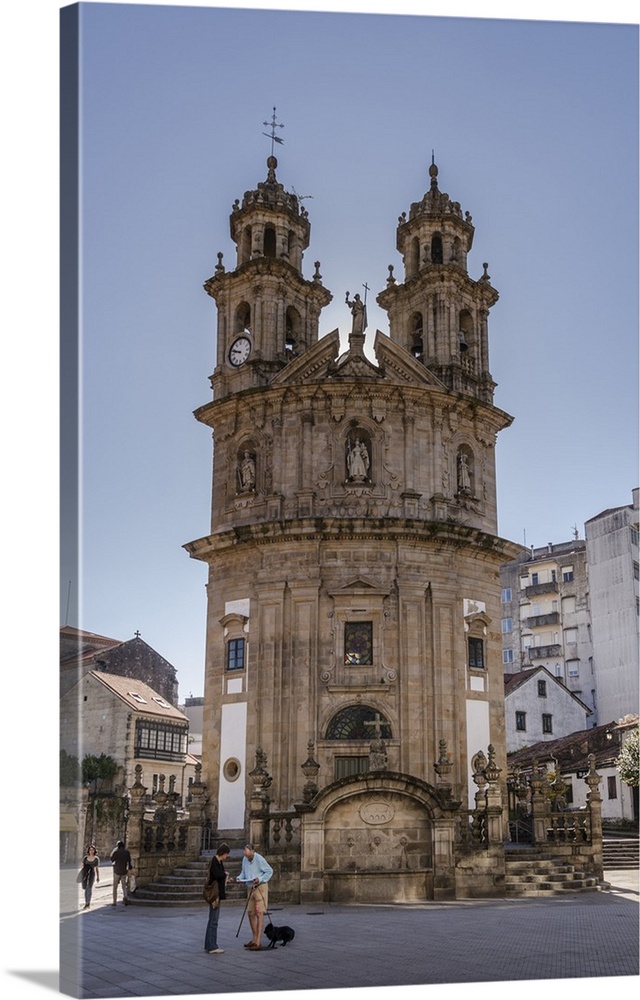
[235,886,252,938]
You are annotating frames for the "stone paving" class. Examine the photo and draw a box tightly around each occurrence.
[59,867,639,998]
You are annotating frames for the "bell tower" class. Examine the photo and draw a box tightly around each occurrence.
[204,149,332,400]
[377,158,498,405]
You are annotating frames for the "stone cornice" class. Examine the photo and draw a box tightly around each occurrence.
[184,517,523,563]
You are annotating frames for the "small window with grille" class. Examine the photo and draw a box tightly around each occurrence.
[334,756,369,780]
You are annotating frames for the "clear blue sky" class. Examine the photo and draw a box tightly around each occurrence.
[57,2,638,701]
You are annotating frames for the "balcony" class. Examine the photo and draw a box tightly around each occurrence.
[524,582,558,598]
[528,644,562,660]
[525,612,560,628]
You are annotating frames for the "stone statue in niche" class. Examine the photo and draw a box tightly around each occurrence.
[346,437,370,482]
[238,450,256,492]
[457,452,472,493]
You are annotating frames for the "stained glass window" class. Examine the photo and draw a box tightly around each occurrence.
[344,621,373,665]
[325,705,392,740]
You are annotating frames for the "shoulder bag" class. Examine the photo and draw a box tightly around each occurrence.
[203,879,220,907]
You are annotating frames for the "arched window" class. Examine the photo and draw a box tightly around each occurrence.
[407,237,420,277]
[459,309,473,353]
[264,226,276,258]
[410,312,424,359]
[285,305,302,353]
[325,705,392,740]
[235,302,251,334]
[431,233,443,264]
[241,226,252,264]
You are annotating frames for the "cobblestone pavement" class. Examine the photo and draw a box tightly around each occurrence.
[56,867,639,999]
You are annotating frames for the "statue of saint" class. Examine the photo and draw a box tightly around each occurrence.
[457,452,472,492]
[347,438,370,481]
[239,451,256,491]
[345,291,365,335]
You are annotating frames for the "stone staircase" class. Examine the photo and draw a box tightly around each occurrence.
[602,836,639,870]
[504,850,600,897]
[129,845,248,907]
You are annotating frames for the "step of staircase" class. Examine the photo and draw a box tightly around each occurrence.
[602,837,639,870]
[504,853,600,897]
[129,850,248,907]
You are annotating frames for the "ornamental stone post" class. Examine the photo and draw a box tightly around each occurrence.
[584,753,603,880]
[483,745,503,845]
[529,759,549,846]
[126,764,147,858]
[249,747,272,851]
[187,762,207,857]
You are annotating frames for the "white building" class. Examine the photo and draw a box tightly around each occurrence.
[500,540,595,716]
[507,717,639,824]
[180,695,204,757]
[504,666,592,752]
[586,489,639,725]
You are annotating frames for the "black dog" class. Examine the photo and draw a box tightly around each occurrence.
[264,922,295,948]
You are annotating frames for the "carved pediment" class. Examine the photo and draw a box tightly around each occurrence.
[372,331,449,389]
[270,330,341,385]
[327,576,389,598]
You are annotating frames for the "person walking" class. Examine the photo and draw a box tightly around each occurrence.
[80,845,100,910]
[238,844,273,951]
[110,839,132,907]
[204,843,232,954]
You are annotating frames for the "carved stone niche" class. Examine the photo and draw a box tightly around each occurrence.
[236,444,257,494]
[344,426,373,486]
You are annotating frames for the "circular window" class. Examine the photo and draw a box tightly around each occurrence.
[223,757,241,782]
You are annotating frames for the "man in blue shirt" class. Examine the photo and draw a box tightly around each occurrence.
[238,844,273,950]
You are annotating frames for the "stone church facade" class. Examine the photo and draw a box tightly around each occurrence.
[185,153,527,901]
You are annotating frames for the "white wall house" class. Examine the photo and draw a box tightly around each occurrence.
[504,666,592,752]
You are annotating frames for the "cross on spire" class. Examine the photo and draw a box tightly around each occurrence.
[262,107,285,156]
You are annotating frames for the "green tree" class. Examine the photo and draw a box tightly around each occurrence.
[615,727,639,788]
[60,749,81,786]
[82,753,119,790]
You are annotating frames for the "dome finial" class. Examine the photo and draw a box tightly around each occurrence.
[429,149,439,189]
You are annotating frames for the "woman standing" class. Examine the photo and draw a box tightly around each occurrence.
[204,843,232,954]
[81,845,100,909]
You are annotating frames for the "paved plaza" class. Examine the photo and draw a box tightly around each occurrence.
[57,867,639,999]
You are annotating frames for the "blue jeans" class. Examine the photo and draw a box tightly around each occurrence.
[204,903,221,951]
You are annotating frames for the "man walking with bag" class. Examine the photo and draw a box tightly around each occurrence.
[238,844,273,951]
[110,840,132,907]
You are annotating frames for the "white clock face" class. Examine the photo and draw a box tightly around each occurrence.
[229,336,251,367]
